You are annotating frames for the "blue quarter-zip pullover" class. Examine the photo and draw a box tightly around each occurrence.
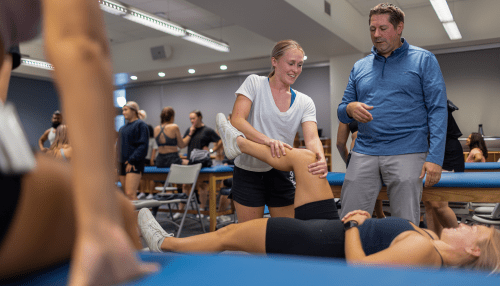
[337,39,447,165]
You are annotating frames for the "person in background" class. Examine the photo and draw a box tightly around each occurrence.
[38,110,63,152]
[118,101,149,200]
[466,133,488,162]
[137,124,157,200]
[48,124,72,161]
[153,106,192,168]
[336,121,385,219]
[182,110,221,216]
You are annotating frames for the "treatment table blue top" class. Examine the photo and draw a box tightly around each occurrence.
[328,171,500,202]
[7,252,500,285]
[465,162,500,172]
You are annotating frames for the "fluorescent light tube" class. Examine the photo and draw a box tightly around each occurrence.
[429,0,454,23]
[98,1,231,53]
[98,0,127,16]
[443,21,462,40]
[21,58,54,70]
[183,30,230,52]
[123,8,186,36]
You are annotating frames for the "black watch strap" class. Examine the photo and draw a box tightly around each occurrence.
[344,220,359,231]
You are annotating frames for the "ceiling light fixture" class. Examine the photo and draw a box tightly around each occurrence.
[183,30,230,52]
[98,0,127,16]
[130,75,138,80]
[158,72,166,77]
[429,0,462,40]
[303,55,308,61]
[188,69,196,74]
[99,0,230,52]
[220,65,227,70]
[123,8,186,36]
[20,58,54,70]
[442,21,462,40]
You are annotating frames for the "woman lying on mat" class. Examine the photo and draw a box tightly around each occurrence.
[138,113,500,273]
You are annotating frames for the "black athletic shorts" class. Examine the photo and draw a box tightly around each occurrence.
[0,173,23,249]
[231,166,295,208]
[119,161,145,175]
[155,152,183,168]
[266,199,344,258]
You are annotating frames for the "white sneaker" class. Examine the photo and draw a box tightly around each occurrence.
[218,215,232,223]
[146,193,155,199]
[137,192,146,199]
[172,212,182,220]
[216,113,245,159]
[138,208,173,252]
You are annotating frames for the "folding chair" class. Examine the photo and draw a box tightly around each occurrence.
[133,163,206,237]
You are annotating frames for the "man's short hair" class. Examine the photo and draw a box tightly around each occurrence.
[53,110,61,115]
[369,3,405,28]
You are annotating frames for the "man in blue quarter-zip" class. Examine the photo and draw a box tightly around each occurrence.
[337,3,447,224]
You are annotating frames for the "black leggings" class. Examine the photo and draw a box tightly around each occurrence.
[0,173,23,248]
[265,199,344,259]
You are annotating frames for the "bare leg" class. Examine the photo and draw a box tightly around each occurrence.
[235,203,265,223]
[197,181,209,210]
[268,205,295,218]
[156,136,335,254]
[218,195,230,211]
[236,137,333,208]
[374,200,386,218]
[423,201,441,235]
[181,159,189,165]
[125,173,142,200]
[424,201,458,237]
[161,218,268,253]
[0,154,141,279]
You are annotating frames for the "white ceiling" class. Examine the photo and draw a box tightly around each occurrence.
[13,0,500,86]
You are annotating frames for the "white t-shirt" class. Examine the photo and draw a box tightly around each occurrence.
[48,127,56,146]
[146,138,158,160]
[234,74,316,172]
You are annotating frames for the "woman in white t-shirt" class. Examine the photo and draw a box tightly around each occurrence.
[230,40,336,223]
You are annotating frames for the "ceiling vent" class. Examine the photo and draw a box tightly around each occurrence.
[324,1,331,16]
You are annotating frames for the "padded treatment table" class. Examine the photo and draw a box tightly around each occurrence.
[465,162,500,172]
[142,165,234,231]
[6,252,500,285]
[328,172,500,202]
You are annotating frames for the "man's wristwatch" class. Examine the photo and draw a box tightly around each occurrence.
[343,220,359,231]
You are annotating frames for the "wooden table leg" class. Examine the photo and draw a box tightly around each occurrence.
[209,175,217,232]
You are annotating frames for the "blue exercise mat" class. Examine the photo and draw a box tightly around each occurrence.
[5,252,499,285]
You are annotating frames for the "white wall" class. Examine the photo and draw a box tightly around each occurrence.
[436,48,500,137]
[126,65,332,142]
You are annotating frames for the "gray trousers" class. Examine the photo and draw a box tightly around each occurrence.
[340,152,426,224]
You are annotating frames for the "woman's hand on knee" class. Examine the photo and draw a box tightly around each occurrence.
[307,153,328,178]
[266,138,292,158]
